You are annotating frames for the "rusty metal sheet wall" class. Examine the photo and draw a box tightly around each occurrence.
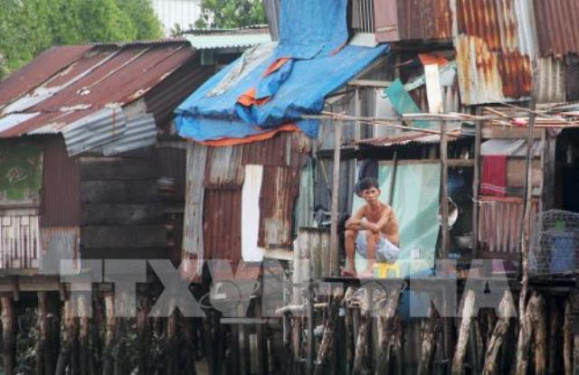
[205,145,244,188]
[374,0,452,42]
[203,188,242,263]
[39,227,80,274]
[40,135,81,227]
[534,0,579,58]
[258,166,301,248]
[242,131,309,168]
[183,143,207,255]
[454,0,534,105]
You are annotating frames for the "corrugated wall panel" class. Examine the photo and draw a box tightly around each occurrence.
[40,135,81,227]
[205,146,244,188]
[203,189,242,263]
[533,0,579,57]
[258,166,301,248]
[183,143,207,255]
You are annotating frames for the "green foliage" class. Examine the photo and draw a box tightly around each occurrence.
[195,0,266,29]
[0,0,163,79]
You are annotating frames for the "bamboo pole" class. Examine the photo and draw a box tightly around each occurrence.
[472,114,482,258]
[330,121,342,276]
[515,95,537,375]
[440,120,449,258]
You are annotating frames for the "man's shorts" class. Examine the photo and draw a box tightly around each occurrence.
[355,231,400,263]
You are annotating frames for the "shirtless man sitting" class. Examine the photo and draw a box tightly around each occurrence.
[341,177,400,278]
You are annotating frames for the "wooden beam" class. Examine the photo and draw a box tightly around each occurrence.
[472,116,482,258]
[348,79,393,88]
[440,121,450,258]
[330,122,342,277]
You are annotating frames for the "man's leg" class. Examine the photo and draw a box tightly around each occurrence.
[360,231,378,278]
[342,229,358,276]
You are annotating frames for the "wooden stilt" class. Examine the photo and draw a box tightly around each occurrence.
[136,292,152,375]
[563,298,573,375]
[352,288,371,375]
[181,316,196,375]
[418,301,442,375]
[78,293,90,375]
[1,296,16,375]
[316,287,345,370]
[56,299,74,375]
[531,294,547,375]
[102,293,116,375]
[37,291,48,375]
[376,287,402,375]
[344,287,355,375]
[451,289,475,375]
[548,298,562,375]
[482,290,516,375]
[167,308,179,375]
[516,292,540,375]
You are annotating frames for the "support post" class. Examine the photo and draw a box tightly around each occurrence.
[1,296,15,375]
[451,289,475,375]
[330,121,343,276]
[563,298,573,375]
[102,293,116,375]
[482,290,515,375]
[136,292,151,375]
[418,301,442,375]
[352,288,371,375]
[440,120,450,258]
[515,96,537,375]
[37,291,48,375]
[472,118,482,258]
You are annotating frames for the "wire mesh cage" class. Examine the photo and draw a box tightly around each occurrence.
[530,210,579,275]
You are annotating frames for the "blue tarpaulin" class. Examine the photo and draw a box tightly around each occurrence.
[175,44,388,142]
[174,0,388,143]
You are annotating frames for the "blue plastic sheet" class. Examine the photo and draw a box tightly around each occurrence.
[175,45,388,142]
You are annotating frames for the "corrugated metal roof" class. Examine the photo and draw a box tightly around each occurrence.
[453,0,535,105]
[533,0,579,57]
[358,129,462,148]
[184,33,272,50]
[0,41,200,156]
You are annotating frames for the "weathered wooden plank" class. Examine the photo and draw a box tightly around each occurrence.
[82,226,167,249]
[81,181,160,204]
[482,126,542,139]
[80,159,159,181]
[82,204,165,225]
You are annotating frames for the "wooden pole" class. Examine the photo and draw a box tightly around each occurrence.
[472,117,482,258]
[352,288,371,375]
[548,298,562,375]
[344,287,355,375]
[515,96,537,375]
[531,294,547,375]
[37,291,48,375]
[78,293,90,375]
[440,121,450,258]
[56,299,74,375]
[330,121,343,276]
[482,290,516,375]
[451,289,475,375]
[102,293,116,375]
[417,301,442,375]
[1,296,15,375]
[136,292,151,375]
[563,297,573,375]
[376,287,402,375]
[167,308,179,375]
[316,287,344,369]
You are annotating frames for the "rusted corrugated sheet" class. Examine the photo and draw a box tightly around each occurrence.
[454,0,534,105]
[205,146,244,188]
[374,0,452,42]
[183,143,207,256]
[242,131,310,168]
[0,46,92,109]
[203,189,242,263]
[533,0,579,57]
[0,41,199,156]
[39,227,80,274]
[258,166,301,248]
[359,129,462,148]
[40,135,80,227]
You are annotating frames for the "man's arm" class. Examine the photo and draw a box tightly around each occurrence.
[345,206,366,230]
[360,207,389,233]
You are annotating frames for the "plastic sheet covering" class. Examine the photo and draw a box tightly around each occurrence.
[275,0,348,59]
[176,45,387,142]
[352,163,441,276]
